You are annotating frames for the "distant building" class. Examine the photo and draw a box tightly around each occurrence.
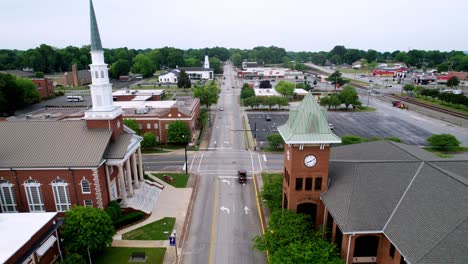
[0,213,62,264]
[56,64,92,87]
[242,61,259,70]
[158,70,180,84]
[31,78,55,98]
[112,89,165,101]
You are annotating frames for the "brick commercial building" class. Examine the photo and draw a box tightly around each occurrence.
[56,63,92,87]
[32,78,55,98]
[278,93,468,264]
[112,89,166,101]
[0,0,161,215]
[0,213,62,264]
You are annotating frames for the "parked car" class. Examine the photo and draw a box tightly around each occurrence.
[328,123,334,130]
[219,106,224,111]
[265,114,271,121]
[238,170,247,184]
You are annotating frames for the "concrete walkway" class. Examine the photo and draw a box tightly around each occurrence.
[112,174,192,264]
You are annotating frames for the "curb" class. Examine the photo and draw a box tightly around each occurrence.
[178,173,200,264]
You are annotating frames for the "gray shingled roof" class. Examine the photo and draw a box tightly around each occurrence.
[0,121,112,168]
[89,0,103,51]
[323,140,468,264]
[104,133,132,159]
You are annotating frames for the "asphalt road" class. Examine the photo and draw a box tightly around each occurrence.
[182,63,266,264]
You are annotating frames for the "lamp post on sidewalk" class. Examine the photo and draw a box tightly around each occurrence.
[182,135,188,175]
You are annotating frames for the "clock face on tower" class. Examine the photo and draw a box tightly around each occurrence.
[304,155,317,167]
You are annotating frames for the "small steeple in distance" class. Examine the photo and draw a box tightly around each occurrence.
[204,48,210,69]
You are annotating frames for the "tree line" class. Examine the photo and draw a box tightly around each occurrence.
[0,72,40,115]
[2,44,468,79]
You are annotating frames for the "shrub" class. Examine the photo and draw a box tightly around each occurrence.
[59,253,86,264]
[341,135,367,145]
[105,201,122,221]
[113,212,145,229]
[427,134,461,151]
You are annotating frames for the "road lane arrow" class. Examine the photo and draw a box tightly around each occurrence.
[222,179,230,185]
[244,206,250,215]
[220,206,230,214]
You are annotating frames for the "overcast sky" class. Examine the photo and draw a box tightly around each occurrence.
[1,0,467,52]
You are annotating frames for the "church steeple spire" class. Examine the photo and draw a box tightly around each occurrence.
[89,0,103,51]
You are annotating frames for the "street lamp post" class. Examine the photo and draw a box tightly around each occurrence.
[182,135,188,175]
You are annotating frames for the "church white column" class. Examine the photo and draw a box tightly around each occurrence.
[138,147,144,182]
[118,165,127,205]
[125,159,134,197]
[132,154,139,189]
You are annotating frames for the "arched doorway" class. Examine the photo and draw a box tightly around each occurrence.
[353,235,379,258]
[297,202,317,228]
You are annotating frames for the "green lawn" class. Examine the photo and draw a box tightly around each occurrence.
[94,247,165,264]
[122,217,176,240]
[413,96,468,115]
[151,173,189,188]
[261,173,283,185]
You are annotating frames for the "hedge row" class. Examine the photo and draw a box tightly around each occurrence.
[113,212,145,229]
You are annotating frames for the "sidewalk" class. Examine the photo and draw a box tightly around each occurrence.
[112,174,193,264]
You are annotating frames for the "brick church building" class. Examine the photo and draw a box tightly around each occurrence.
[278,93,468,264]
[0,0,161,215]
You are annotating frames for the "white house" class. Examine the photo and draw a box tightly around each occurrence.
[158,70,179,84]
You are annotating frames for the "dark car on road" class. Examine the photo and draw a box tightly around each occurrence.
[265,114,271,121]
[238,170,247,184]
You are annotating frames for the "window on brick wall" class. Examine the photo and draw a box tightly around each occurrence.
[314,177,322,191]
[165,124,169,129]
[84,200,93,207]
[138,124,142,129]
[0,180,17,212]
[389,244,396,258]
[154,123,158,129]
[81,179,91,194]
[147,123,151,129]
[305,178,313,190]
[295,178,303,191]
[52,179,71,212]
[24,179,45,212]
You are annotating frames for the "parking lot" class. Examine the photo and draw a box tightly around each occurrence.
[247,111,432,147]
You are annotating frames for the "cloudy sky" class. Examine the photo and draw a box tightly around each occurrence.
[1,0,467,52]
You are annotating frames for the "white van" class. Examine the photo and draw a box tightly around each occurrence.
[66,95,84,102]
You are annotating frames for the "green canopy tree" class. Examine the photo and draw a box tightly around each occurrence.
[141,132,157,148]
[132,53,155,78]
[326,70,349,88]
[427,134,461,151]
[241,85,255,99]
[123,119,140,135]
[403,84,415,95]
[177,70,191,91]
[209,57,223,74]
[167,120,191,144]
[192,81,219,108]
[267,133,285,150]
[109,59,130,79]
[15,77,40,104]
[446,76,460,88]
[338,85,360,110]
[275,80,295,97]
[61,206,115,256]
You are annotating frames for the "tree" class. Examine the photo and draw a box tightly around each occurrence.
[61,206,115,256]
[123,119,140,134]
[230,52,242,66]
[177,70,191,91]
[141,132,157,148]
[427,134,461,151]
[34,71,44,78]
[260,174,283,211]
[240,85,255,99]
[326,70,349,88]
[15,77,40,104]
[59,253,87,264]
[267,133,284,150]
[192,81,219,108]
[338,85,360,110]
[0,73,40,115]
[446,76,460,88]
[319,94,342,110]
[132,53,155,78]
[209,57,223,74]
[167,120,191,144]
[403,84,415,95]
[341,135,367,145]
[275,80,295,97]
[109,59,130,79]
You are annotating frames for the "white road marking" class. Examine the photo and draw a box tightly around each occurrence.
[222,179,231,185]
[224,141,230,144]
[263,154,267,162]
[182,162,186,171]
[218,176,253,179]
[220,206,230,214]
[189,152,197,172]
[206,147,233,150]
[257,153,263,171]
[197,152,205,172]
[244,206,250,215]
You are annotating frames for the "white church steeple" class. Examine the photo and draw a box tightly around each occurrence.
[204,48,210,69]
[85,0,122,120]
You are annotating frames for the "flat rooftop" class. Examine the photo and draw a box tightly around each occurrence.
[0,212,57,263]
[112,89,165,96]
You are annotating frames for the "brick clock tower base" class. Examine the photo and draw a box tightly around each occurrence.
[282,143,331,229]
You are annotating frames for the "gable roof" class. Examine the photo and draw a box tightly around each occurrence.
[278,92,341,144]
[322,140,468,264]
[0,121,112,168]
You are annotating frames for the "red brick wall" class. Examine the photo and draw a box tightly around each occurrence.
[32,79,55,98]
[86,114,124,140]
[114,95,135,101]
[0,165,110,212]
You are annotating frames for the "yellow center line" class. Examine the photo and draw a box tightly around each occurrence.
[208,177,219,264]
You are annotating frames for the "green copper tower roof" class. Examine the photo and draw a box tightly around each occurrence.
[278,92,342,144]
[89,0,103,51]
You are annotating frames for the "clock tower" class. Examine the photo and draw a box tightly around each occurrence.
[278,93,341,229]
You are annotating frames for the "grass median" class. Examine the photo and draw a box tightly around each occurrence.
[122,217,176,240]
